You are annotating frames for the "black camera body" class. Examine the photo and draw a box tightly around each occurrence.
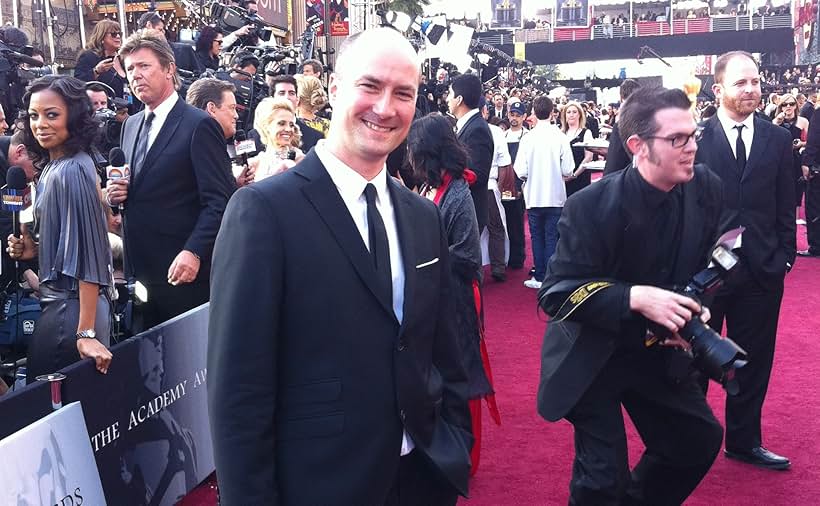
[649,228,749,395]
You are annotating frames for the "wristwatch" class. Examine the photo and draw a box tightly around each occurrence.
[76,329,97,340]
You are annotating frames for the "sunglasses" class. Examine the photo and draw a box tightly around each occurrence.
[782,102,797,106]
[215,39,224,45]
[109,32,122,38]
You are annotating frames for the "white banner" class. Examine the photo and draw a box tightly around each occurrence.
[0,402,106,506]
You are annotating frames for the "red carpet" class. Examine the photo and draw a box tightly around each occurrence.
[181,225,820,506]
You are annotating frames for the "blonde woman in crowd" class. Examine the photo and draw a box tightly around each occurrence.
[295,74,330,136]
[250,97,304,181]
[561,101,594,197]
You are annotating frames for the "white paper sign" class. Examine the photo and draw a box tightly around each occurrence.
[0,402,106,505]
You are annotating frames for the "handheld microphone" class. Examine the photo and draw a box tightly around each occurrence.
[106,147,129,211]
[2,166,32,239]
[233,129,257,167]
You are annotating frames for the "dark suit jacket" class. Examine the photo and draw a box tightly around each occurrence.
[602,122,631,176]
[536,165,724,421]
[208,151,473,506]
[457,112,494,232]
[119,98,235,286]
[696,115,796,289]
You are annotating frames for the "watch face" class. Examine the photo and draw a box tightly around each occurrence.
[87,329,96,339]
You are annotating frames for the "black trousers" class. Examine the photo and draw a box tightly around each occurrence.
[135,281,209,332]
[502,198,526,268]
[705,264,784,450]
[384,450,458,506]
[565,347,723,506]
[806,175,820,252]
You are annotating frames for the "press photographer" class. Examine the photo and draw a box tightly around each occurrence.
[85,82,128,166]
[0,26,45,126]
[214,51,267,131]
[535,87,725,505]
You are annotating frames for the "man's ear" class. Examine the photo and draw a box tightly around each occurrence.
[625,134,644,157]
[206,101,217,115]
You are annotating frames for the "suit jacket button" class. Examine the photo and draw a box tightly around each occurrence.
[400,409,406,421]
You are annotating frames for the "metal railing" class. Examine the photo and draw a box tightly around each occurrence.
[479,14,793,45]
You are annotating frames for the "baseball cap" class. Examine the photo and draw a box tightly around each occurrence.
[509,102,526,115]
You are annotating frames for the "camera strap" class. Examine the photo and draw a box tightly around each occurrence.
[550,280,614,322]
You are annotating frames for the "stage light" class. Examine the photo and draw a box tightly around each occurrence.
[381,10,413,32]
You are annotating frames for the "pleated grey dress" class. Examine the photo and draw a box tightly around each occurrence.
[26,151,114,382]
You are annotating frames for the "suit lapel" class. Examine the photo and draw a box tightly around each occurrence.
[297,153,398,323]
[700,117,737,180]
[387,177,418,332]
[133,100,185,191]
[457,113,478,139]
[743,116,771,183]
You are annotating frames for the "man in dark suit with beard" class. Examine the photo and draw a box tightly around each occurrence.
[448,74,494,234]
[696,51,795,470]
[106,31,235,330]
[208,28,472,506]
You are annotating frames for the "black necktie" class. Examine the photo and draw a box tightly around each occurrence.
[734,124,746,174]
[132,112,155,178]
[364,183,392,306]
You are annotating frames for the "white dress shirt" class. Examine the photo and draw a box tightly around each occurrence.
[716,106,754,160]
[315,142,414,455]
[488,123,512,191]
[514,121,574,209]
[143,91,179,151]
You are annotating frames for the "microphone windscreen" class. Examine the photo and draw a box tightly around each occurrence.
[109,147,126,167]
[234,129,247,142]
[7,166,27,190]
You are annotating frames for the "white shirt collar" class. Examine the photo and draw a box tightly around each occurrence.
[147,91,179,122]
[456,108,480,132]
[716,106,754,134]
[315,141,390,206]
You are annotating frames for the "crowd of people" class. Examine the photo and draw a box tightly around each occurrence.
[0,8,815,506]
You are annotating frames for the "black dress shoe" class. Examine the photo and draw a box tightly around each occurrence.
[491,271,506,282]
[797,249,820,257]
[724,446,791,470]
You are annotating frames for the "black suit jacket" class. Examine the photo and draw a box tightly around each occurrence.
[119,98,235,285]
[457,112,494,232]
[602,122,631,176]
[208,151,473,506]
[536,165,724,421]
[696,115,796,289]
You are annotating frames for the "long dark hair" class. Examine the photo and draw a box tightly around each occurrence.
[18,75,99,171]
[407,114,469,188]
[195,26,220,54]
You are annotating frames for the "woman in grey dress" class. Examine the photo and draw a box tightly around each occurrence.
[407,113,500,475]
[7,75,114,382]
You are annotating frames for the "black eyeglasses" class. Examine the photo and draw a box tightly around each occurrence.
[645,127,703,148]
[782,102,797,106]
[109,32,122,38]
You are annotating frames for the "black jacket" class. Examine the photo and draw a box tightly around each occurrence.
[119,98,236,286]
[537,164,724,422]
[696,115,796,289]
[457,112,494,232]
[208,151,473,505]
[602,122,631,176]
[75,50,127,98]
